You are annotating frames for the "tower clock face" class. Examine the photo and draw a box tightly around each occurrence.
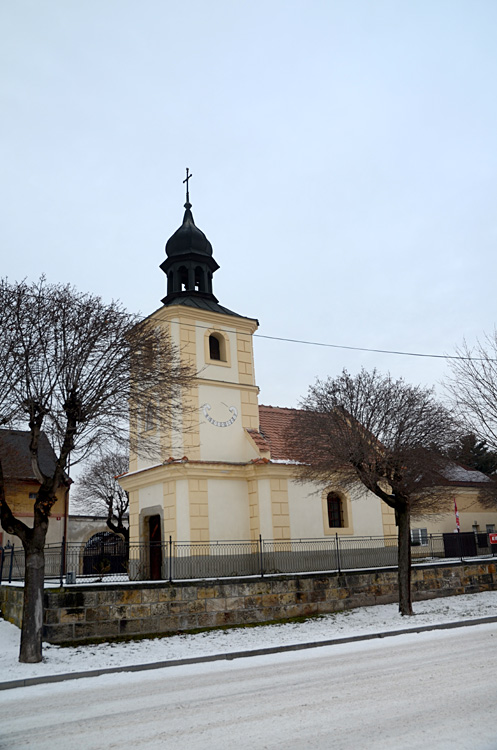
[202,403,238,428]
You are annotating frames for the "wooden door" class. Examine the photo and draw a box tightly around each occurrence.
[148,515,162,580]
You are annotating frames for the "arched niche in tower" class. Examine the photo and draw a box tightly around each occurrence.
[205,329,231,367]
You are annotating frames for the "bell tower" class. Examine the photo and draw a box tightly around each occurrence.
[160,168,220,305]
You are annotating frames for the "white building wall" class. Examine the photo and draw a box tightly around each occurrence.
[207,479,250,540]
[287,481,325,538]
[347,486,385,536]
[198,384,258,463]
[287,480,385,538]
[138,483,163,512]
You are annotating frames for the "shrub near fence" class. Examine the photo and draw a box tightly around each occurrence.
[1,532,496,585]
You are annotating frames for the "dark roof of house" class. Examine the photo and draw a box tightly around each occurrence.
[0,429,62,482]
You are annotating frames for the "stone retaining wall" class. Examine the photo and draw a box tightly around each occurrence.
[1,561,496,644]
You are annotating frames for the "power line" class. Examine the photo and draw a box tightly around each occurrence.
[253,333,473,361]
[4,284,492,362]
[166,319,490,362]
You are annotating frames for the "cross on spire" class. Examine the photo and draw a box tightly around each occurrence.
[183,167,193,206]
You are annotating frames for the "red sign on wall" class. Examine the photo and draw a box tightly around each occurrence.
[489,533,497,545]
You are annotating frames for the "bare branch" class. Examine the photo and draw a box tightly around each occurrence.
[445,331,497,452]
[0,276,196,662]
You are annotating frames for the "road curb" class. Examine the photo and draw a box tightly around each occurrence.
[2,615,497,692]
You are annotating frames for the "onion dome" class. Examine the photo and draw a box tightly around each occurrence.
[165,202,214,258]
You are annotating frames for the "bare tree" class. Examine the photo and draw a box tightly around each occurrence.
[72,448,130,541]
[0,277,194,663]
[446,331,497,452]
[291,368,458,616]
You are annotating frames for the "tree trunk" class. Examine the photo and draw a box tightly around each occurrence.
[396,502,413,616]
[19,543,45,663]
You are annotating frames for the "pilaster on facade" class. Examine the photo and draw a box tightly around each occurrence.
[240,388,260,430]
[248,478,261,540]
[179,319,198,370]
[236,331,256,387]
[182,385,201,460]
[381,501,397,538]
[128,490,140,542]
[188,478,209,542]
[270,478,291,539]
[163,480,177,538]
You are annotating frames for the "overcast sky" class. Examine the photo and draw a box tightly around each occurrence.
[1,0,496,408]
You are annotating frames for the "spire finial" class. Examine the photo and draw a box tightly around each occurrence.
[183,167,193,208]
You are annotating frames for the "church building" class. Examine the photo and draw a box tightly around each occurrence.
[120,178,394,549]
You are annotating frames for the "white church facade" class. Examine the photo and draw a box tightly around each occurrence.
[119,183,396,551]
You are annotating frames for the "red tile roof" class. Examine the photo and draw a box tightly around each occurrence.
[247,405,304,461]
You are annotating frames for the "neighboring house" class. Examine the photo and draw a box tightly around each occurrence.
[119,196,397,550]
[0,429,69,547]
[411,464,497,539]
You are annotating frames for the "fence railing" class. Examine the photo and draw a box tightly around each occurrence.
[1,531,496,585]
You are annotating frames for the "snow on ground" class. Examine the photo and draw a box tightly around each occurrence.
[2,625,497,750]
[1,590,496,683]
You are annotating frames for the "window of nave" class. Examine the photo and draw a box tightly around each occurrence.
[322,489,353,535]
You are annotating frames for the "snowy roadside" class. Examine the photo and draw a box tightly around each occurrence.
[1,590,496,683]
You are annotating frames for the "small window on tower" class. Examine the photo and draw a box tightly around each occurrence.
[205,330,230,366]
[209,334,221,360]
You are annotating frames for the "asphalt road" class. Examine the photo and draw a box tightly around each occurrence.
[1,624,496,750]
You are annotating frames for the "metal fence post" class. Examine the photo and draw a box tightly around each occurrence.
[0,547,4,584]
[59,535,66,587]
[169,535,173,583]
[336,533,341,574]
[8,543,14,584]
[259,534,264,578]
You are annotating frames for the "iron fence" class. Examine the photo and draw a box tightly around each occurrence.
[1,531,496,585]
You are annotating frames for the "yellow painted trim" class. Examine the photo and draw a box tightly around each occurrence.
[380,499,397,537]
[147,303,259,335]
[182,384,200,460]
[188,478,209,542]
[163,480,177,538]
[195,377,259,394]
[270,477,291,540]
[247,478,260,540]
[119,459,299,491]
